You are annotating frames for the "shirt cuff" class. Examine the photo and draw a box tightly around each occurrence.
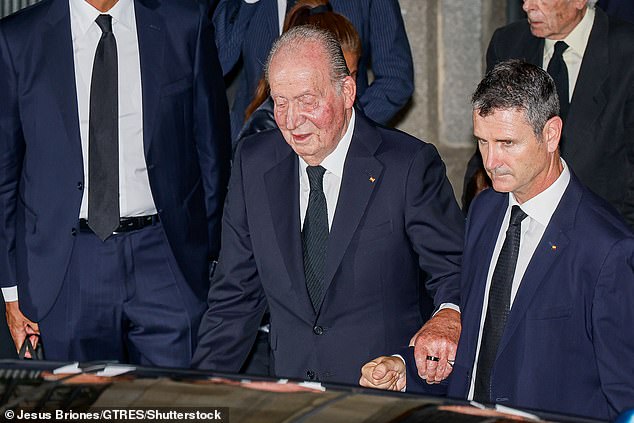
[434,302,460,315]
[2,286,18,302]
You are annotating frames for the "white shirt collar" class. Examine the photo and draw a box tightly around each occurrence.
[509,159,571,228]
[299,108,356,178]
[544,6,594,60]
[69,0,134,37]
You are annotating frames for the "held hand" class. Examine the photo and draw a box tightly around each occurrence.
[359,356,406,391]
[5,301,40,357]
[409,308,460,384]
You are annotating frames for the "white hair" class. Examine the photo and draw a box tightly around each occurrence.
[586,0,598,8]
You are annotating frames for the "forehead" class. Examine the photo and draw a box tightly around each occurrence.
[269,42,331,93]
[473,108,533,136]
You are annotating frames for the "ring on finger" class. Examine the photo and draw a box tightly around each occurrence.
[426,355,440,362]
[447,359,455,367]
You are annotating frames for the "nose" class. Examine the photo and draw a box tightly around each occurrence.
[481,143,499,172]
[522,0,535,13]
[285,102,305,130]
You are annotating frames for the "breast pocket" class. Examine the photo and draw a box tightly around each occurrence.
[527,305,572,320]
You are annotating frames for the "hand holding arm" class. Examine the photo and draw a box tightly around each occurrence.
[409,308,460,383]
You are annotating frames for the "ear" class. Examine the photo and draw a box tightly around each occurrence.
[341,75,356,109]
[575,0,589,11]
[542,115,562,153]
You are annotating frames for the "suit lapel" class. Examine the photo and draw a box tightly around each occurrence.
[525,33,544,67]
[460,193,507,367]
[318,115,384,312]
[264,142,315,317]
[497,176,581,356]
[43,0,82,157]
[134,0,165,156]
[562,9,609,159]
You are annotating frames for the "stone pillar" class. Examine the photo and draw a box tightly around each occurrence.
[397,0,506,202]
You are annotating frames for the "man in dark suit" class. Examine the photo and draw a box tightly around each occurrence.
[212,0,414,140]
[361,61,634,420]
[192,25,464,386]
[463,0,634,229]
[0,0,230,366]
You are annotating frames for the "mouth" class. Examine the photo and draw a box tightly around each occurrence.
[291,133,311,143]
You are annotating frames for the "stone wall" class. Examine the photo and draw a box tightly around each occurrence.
[396,0,506,203]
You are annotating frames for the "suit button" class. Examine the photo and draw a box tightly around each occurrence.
[306,370,315,380]
[77,181,83,190]
[71,228,77,236]
[313,325,324,335]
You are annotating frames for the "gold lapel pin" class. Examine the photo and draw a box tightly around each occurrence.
[369,176,376,183]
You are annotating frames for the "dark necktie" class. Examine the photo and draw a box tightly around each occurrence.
[547,41,570,122]
[88,14,119,241]
[473,205,528,403]
[302,165,328,311]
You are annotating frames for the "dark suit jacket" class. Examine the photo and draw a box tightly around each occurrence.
[193,112,464,385]
[212,0,414,138]
[599,0,634,24]
[465,8,634,228]
[407,174,634,420]
[0,0,231,320]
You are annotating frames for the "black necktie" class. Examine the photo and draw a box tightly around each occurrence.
[547,41,570,122]
[302,165,328,311]
[88,14,119,241]
[473,205,528,403]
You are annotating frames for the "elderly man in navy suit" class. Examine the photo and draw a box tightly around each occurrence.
[193,25,464,386]
[361,60,634,420]
[0,0,230,366]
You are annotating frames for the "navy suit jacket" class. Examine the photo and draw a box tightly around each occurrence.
[0,0,231,320]
[466,7,634,228]
[192,112,464,386]
[212,0,414,138]
[407,174,634,420]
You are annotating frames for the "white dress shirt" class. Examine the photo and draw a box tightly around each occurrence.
[70,0,156,220]
[467,160,571,401]
[543,6,595,102]
[3,0,155,302]
[299,110,355,230]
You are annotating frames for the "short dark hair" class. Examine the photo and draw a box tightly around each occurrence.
[264,25,350,92]
[472,60,559,137]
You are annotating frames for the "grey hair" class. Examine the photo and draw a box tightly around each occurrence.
[586,0,598,9]
[264,25,350,92]
[472,60,559,138]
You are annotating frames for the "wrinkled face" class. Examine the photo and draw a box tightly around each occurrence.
[474,108,560,203]
[269,42,356,166]
[522,0,587,39]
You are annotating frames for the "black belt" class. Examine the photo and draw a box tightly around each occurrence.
[79,214,160,234]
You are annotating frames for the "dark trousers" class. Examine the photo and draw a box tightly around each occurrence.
[39,223,205,367]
